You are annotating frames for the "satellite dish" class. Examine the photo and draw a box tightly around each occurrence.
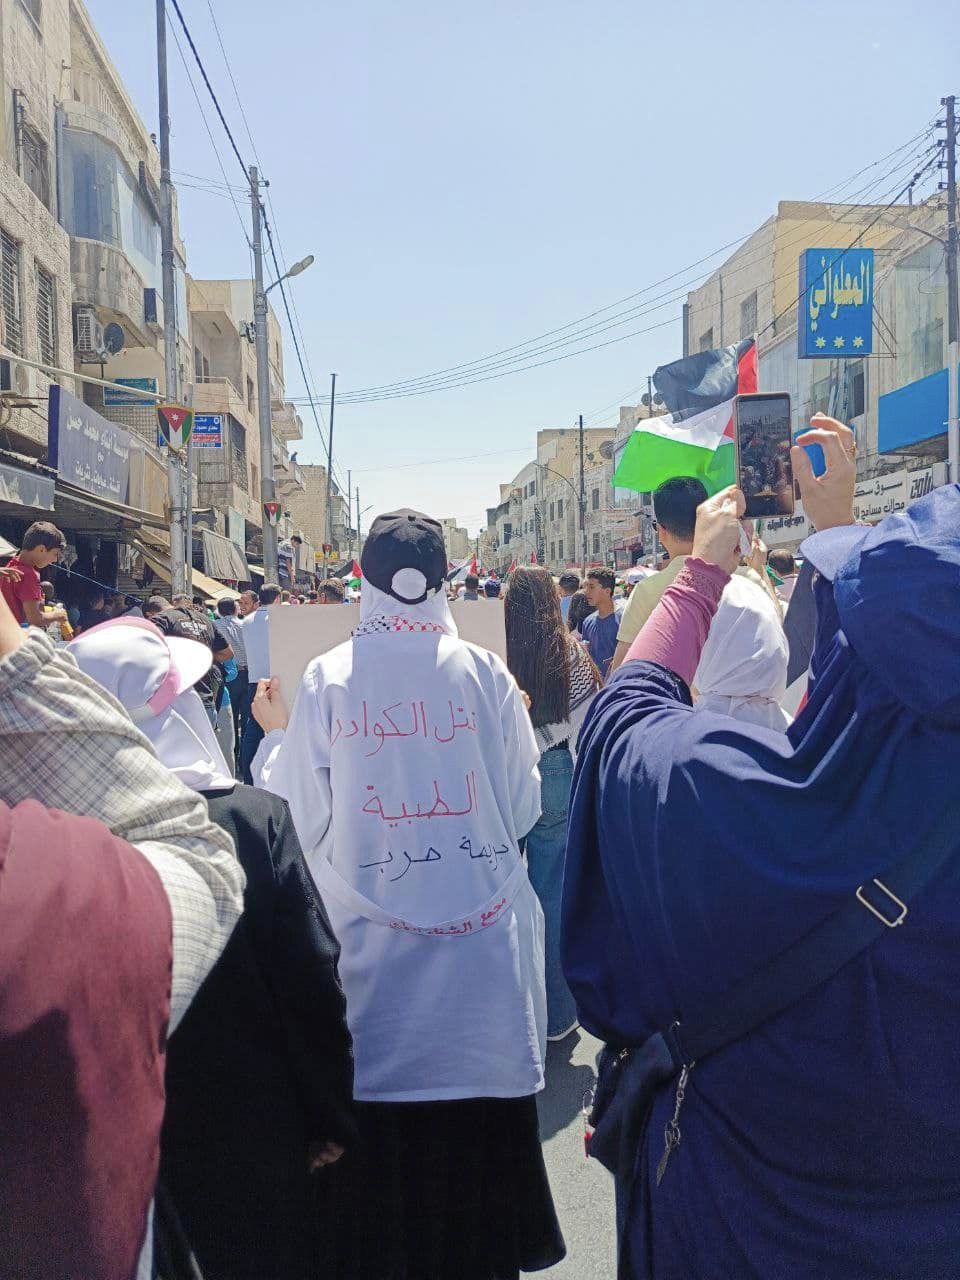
[654,391,665,406]
[598,439,615,460]
[641,392,651,407]
[103,322,125,355]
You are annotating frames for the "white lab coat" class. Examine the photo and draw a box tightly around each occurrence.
[257,630,547,1102]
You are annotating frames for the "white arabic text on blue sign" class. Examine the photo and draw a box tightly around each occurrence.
[48,385,133,505]
[798,248,873,359]
[193,414,223,449]
[103,377,159,408]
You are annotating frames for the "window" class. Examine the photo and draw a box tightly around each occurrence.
[699,327,714,352]
[740,290,758,340]
[848,359,865,419]
[557,539,564,561]
[550,542,556,561]
[1,231,23,355]
[202,354,210,380]
[549,501,555,522]
[503,522,512,544]
[592,487,600,511]
[18,0,41,27]
[593,533,601,555]
[35,263,56,365]
[20,125,50,209]
[250,463,259,500]
[557,498,563,518]
[247,376,255,411]
[530,478,536,496]
[911,318,944,382]
[195,347,204,380]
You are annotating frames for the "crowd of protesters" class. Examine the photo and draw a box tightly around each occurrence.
[2,413,959,1280]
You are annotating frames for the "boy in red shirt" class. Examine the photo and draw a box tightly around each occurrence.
[1,522,68,628]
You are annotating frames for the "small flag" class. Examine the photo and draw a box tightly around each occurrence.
[507,558,517,574]
[469,556,478,575]
[264,501,281,527]
[157,405,194,451]
[530,551,538,565]
[613,339,757,496]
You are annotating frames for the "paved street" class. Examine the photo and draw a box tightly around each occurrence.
[538,1030,617,1280]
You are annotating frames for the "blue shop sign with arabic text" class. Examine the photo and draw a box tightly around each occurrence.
[48,385,132,504]
[798,247,873,359]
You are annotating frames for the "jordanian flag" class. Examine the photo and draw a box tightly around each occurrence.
[613,339,757,495]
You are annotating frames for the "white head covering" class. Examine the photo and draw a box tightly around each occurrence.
[357,579,458,637]
[693,574,791,730]
[69,617,235,791]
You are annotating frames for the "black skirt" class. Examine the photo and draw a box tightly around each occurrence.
[320,1095,566,1280]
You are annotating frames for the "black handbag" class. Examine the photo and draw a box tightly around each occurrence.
[586,800,958,1274]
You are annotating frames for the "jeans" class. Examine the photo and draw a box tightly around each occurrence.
[239,707,264,786]
[524,743,578,1037]
[226,670,249,750]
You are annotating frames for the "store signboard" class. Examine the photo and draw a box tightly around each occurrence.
[48,385,132,504]
[798,248,873,358]
[0,461,55,511]
[103,377,159,407]
[853,463,945,523]
[193,414,224,449]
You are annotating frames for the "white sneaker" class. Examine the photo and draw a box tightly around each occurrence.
[547,1021,579,1043]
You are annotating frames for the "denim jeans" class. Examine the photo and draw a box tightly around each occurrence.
[525,743,578,1037]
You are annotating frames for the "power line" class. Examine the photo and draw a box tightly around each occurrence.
[166,0,248,181]
[304,136,941,405]
[296,123,938,403]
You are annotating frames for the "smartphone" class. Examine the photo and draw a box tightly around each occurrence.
[733,392,795,518]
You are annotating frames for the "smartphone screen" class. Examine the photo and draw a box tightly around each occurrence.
[734,393,794,518]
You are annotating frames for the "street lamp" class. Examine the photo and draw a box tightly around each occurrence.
[265,254,315,295]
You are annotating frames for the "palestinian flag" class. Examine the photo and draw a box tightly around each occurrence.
[157,404,194,451]
[338,559,362,580]
[613,339,757,495]
[445,555,474,584]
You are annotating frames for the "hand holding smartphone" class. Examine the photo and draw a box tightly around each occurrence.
[733,393,794,518]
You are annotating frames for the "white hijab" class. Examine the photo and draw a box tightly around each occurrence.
[69,622,236,792]
[357,579,458,637]
[693,574,791,730]
[137,689,236,791]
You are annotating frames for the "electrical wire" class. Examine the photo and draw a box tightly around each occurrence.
[166,0,248,182]
[293,137,942,406]
[290,123,939,403]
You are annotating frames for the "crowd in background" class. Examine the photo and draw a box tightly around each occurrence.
[2,413,960,1280]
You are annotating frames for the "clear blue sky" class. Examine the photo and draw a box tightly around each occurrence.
[86,0,957,534]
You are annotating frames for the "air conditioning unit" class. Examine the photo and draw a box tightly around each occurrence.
[74,307,107,362]
[0,358,36,404]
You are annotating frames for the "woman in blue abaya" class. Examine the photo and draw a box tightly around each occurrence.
[562,415,960,1280]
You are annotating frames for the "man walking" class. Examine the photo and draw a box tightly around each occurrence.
[580,568,623,681]
[557,571,580,623]
[239,583,281,783]
[217,598,250,746]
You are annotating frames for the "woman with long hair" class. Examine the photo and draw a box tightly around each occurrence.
[566,588,594,636]
[506,567,601,1041]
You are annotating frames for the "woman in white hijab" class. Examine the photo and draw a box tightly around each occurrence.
[692,572,791,730]
[68,617,356,1280]
[252,509,565,1280]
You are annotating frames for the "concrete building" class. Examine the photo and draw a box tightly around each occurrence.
[440,517,472,563]
[188,277,304,556]
[283,464,354,575]
[684,197,951,547]
[0,0,75,441]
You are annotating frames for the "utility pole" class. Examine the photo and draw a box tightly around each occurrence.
[325,373,337,549]
[944,94,959,484]
[347,468,352,560]
[156,0,186,597]
[250,164,279,584]
[355,485,361,559]
[578,413,587,569]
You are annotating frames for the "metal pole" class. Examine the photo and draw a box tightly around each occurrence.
[183,383,195,596]
[250,165,278,583]
[355,485,361,558]
[156,0,186,597]
[325,373,337,548]
[578,413,587,569]
[944,94,959,484]
[347,468,352,560]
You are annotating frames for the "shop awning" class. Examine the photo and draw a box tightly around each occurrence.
[247,562,265,579]
[135,541,240,602]
[200,528,249,582]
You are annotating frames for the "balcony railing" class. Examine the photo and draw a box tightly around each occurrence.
[192,376,246,414]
